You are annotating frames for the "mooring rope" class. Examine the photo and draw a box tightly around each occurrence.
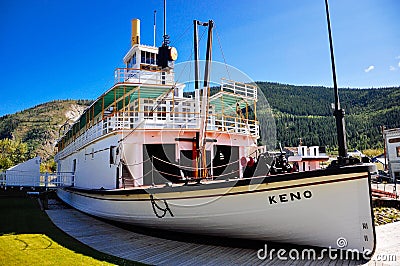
[152,155,242,170]
[150,194,174,218]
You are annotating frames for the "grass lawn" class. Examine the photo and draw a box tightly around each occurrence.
[0,194,143,265]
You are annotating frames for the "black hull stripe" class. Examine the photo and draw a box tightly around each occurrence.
[63,173,368,202]
[64,165,370,196]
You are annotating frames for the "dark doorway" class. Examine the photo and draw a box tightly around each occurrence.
[179,150,212,179]
[212,145,239,180]
[143,144,180,185]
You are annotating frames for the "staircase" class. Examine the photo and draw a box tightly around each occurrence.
[122,165,135,188]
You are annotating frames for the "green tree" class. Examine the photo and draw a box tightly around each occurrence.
[0,138,30,170]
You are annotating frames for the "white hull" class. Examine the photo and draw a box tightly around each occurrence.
[57,166,376,253]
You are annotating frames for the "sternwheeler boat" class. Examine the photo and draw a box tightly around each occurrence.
[55,2,376,255]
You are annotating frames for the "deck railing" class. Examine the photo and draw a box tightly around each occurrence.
[0,171,75,188]
[114,68,175,85]
[55,109,259,160]
[220,79,257,99]
[56,77,260,161]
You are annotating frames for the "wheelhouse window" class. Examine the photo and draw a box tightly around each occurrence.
[141,51,145,64]
[146,51,153,64]
[127,54,137,69]
[140,51,156,66]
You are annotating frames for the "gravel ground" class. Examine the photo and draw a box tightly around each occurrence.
[374,207,400,226]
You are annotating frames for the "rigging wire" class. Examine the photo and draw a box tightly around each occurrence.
[169,23,192,47]
[174,25,208,85]
[214,25,231,81]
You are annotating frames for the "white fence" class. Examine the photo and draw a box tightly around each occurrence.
[114,68,175,85]
[0,171,75,188]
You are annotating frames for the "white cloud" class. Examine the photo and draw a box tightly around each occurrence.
[396,55,400,59]
[390,66,396,71]
[364,65,375,73]
[398,61,400,67]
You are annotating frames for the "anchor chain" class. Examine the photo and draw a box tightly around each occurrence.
[150,194,174,218]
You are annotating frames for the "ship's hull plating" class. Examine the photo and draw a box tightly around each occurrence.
[57,165,376,253]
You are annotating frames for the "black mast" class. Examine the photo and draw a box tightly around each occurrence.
[194,20,200,90]
[324,0,348,159]
[203,20,214,88]
[192,20,214,179]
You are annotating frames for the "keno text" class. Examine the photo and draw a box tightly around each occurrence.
[268,190,312,204]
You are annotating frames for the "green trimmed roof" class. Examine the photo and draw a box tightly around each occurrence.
[61,84,172,144]
[210,92,250,115]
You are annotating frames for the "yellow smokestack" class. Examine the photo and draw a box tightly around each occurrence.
[131,19,140,46]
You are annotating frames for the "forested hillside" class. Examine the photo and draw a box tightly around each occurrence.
[0,100,91,170]
[257,82,400,149]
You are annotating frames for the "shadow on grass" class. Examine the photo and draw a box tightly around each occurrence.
[0,191,144,266]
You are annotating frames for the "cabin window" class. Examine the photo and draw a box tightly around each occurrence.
[144,106,152,119]
[110,146,116,165]
[161,72,166,85]
[397,146,400,157]
[72,159,77,173]
[389,137,400,143]
[72,159,76,187]
[143,99,155,118]
[157,105,166,120]
[91,148,94,159]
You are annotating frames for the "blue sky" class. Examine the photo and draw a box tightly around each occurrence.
[0,0,399,116]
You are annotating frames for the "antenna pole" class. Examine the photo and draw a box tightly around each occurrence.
[163,0,166,38]
[162,0,169,46]
[153,10,156,46]
[324,0,347,158]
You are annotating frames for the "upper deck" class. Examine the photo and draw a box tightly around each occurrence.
[55,74,259,160]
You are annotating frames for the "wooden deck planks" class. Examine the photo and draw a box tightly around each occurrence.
[46,208,400,265]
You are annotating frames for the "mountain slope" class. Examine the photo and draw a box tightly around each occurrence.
[256,82,400,149]
[0,100,91,162]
